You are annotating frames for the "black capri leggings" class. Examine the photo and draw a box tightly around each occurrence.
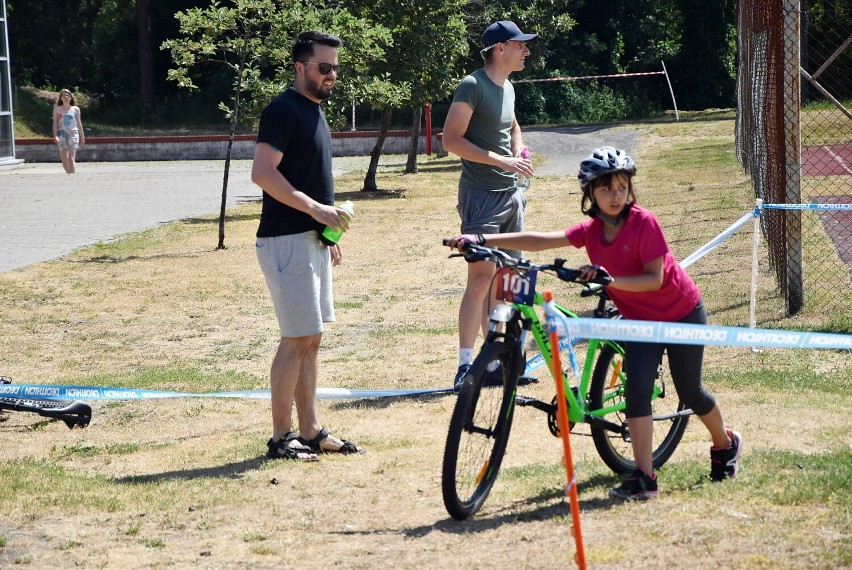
[622,300,717,418]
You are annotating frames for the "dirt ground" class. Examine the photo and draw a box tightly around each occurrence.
[0,119,848,570]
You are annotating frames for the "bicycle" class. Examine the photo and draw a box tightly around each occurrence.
[0,377,91,429]
[441,243,691,520]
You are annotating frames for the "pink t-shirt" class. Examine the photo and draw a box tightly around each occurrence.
[565,205,701,321]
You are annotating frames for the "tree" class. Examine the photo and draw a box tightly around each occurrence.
[163,0,281,249]
[396,0,467,174]
[162,0,393,247]
[340,0,467,188]
[671,0,737,109]
[137,0,155,112]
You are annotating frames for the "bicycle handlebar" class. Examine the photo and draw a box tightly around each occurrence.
[442,240,613,286]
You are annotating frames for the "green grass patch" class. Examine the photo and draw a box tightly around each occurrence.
[66,367,264,394]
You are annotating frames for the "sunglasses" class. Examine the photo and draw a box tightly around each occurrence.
[298,61,341,75]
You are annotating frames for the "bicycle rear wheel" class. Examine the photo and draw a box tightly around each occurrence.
[442,340,517,520]
[589,344,689,474]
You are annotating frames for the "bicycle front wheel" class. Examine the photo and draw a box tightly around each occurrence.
[589,344,689,474]
[442,340,517,520]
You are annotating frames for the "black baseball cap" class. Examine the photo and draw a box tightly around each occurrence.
[481,20,539,50]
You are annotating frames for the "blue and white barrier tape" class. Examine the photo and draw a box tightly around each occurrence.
[679,202,851,270]
[4,317,847,402]
[562,317,852,349]
[524,336,576,375]
[0,384,451,402]
[762,203,852,211]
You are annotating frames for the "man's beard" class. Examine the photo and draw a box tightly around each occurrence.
[307,80,333,101]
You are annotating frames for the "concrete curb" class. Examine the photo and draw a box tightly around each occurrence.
[14,131,446,162]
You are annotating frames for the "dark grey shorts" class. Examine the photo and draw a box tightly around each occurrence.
[457,186,526,258]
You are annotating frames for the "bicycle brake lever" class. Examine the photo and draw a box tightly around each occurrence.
[556,267,582,282]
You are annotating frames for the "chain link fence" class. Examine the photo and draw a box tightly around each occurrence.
[736,0,851,323]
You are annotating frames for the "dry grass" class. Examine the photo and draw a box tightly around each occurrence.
[0,118,849,569]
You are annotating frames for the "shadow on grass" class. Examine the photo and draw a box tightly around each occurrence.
[334,189,407,200]
[407,163,463,174]
[181,212,260,225]
[72,248,220,265]
[329,473,622,538]
[113,456,268,484]
[328,390,452,411]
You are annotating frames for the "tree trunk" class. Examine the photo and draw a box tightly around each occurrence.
[136,0,154,113]
[217,48,248,250]
[405,106,421,174]
[363,106,393,192]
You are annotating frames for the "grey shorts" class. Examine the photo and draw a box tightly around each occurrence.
[256,231,335,338]
[457,186,526,258]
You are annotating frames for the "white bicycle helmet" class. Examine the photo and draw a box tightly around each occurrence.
[577,146,637,188]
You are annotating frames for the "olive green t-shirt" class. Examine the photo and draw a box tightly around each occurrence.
[451,68,517,192]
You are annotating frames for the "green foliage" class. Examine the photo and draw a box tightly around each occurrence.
[11,88,54,138]
[9,0,849,125]
[516,81,661,125]
[161,0,397,130]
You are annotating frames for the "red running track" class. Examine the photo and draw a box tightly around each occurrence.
[802,143,852,176]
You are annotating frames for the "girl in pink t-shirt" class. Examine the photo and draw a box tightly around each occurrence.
[447,146,742,499]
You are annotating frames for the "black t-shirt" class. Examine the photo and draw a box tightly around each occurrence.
[255,88,334,237]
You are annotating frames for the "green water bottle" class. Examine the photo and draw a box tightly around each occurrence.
[320,200,355,245]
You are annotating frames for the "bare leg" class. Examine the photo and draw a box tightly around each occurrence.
[269,334,321,440]
[628,415,654,474]
[59,149,72,174]
[66,148,77,174]
[696,402,732,448]
[294,335,322,436]
[273,333,351,452]
[458,260,496,350]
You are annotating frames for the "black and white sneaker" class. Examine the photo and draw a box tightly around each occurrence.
[609,468,659,500]
[710,429,743,481]
[453,364,472,393]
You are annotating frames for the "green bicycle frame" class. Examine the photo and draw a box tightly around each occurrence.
[508,291,659,425]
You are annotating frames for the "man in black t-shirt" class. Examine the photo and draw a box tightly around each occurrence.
[251,31,363,460]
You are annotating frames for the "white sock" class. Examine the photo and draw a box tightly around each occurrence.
[458,348,474,367]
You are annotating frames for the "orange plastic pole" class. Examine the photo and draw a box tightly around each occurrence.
[543,290,587,570]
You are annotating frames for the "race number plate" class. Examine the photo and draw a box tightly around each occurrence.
[496,268,537,305]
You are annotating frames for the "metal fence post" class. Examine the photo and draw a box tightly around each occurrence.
[783,0,804,315]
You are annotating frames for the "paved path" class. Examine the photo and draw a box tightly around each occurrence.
[0,126,635,273]
[0,158,368,272]
[522,125,639,177]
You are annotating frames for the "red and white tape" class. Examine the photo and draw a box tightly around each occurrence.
[514,71,666,84]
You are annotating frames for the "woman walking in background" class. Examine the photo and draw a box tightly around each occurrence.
[52,89,85,173]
